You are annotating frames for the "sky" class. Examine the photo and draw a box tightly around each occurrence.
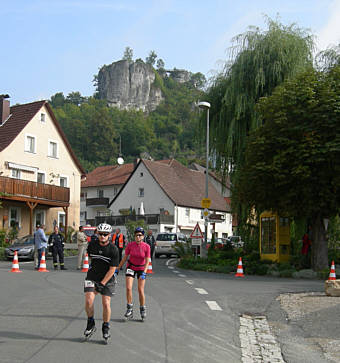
[1,0,340,105]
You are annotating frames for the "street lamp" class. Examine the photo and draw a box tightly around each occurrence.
[197,101,211,257]
[117,134,124,165]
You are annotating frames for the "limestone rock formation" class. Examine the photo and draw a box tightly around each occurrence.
[97,60,163,112]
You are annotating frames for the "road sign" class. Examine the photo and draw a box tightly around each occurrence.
[190,222,204,239]
[203,208,209,217]
[209,213,225,223]
[201,198,211,209]
[191,238,202,246]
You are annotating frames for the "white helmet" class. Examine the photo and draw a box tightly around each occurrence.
[97,223,112,234]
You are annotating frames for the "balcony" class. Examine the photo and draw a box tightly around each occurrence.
[95,213,175,226]
[0,176,69,206]
[86,197,110,207]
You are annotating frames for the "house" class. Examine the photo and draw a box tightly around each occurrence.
[0,95,85,237]
[80,163,134,226]
[96,159,232,239]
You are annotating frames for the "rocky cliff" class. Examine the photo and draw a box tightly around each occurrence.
[97,60,164,112]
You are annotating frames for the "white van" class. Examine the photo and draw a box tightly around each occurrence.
[155,233,186,258]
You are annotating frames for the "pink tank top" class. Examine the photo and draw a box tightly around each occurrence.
[125,241,150,270]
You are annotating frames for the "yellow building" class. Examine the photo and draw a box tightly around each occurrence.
[0,95,85,237]
[259,211,290,263]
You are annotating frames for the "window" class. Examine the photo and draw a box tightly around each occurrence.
[185,208,190,217]
[59,176,67,187]
[97,189,104,198]
[34,210,45,227]
[138,188,144,197]
[25,135,36,153]
[37,172,45,184]
[80,191,87,201]
[9,207,21,228]
[11,169,21,179]
[58,212,65,231]
[113,187,118,195]
[80,211,87,220]
[140,172,143,177]
[48,141,58,158]
[40,113,46,122]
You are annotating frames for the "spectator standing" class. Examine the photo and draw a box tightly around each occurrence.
[48,226,67,270]
[34,224,47,270]
[145,229,156,260]
[112,228,126,266]
[301,226,312,268]
[77,226,88,270]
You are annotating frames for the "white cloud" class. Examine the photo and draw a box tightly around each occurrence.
[316,0,340,51]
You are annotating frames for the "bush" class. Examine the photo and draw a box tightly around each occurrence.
[0,247,5,260]
[279,269,296,278]
[317,268,330,280]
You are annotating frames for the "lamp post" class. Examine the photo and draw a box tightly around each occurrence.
[117,134,124,165]
[197,101,211,257]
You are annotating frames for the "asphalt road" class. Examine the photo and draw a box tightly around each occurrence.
[0,256,336,363]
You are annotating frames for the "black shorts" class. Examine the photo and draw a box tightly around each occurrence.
[125,268,144,279]
[84,280,115,296]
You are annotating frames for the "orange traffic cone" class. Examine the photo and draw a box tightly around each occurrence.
[10,251,22,273]
[235,257,245,277]
[38,251,49,272]
[82,253,89,272]
[328,260,336,281]
[147,258,153,274]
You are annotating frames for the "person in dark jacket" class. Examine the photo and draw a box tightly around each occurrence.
[145,229,156,260]
[48,226,67,270]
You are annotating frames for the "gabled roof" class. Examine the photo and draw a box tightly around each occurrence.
[109,159,230,212]
[0,100,85,175]
[82,163,134,188]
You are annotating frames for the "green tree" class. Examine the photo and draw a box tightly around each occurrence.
[123,47,133,61]
[207,17,314,170]
[235,66,340,270]
[146,50,157,66]
[50,92,66,108]
[156,58,165,70]
[66,91,85,105]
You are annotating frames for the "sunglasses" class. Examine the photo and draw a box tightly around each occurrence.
[135,234,143,237]
[98,232,109,237]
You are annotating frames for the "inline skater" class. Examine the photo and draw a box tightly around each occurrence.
[117,227,150,321]
[83,223,119,343]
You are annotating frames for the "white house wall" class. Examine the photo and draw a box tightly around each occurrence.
[109,162,174,216]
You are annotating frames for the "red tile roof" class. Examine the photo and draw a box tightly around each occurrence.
[82,163,134,187]
[0,100,85,175]
[143,159,230,212]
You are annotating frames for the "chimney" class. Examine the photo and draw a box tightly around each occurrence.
[0,94,10,125]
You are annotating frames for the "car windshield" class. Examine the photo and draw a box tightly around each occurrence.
[13,237,34,246]
[156,234,176,241]
[84,230,95,237]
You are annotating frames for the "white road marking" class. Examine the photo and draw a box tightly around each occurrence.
[186,280,194,285]
[195,288,208,294]
[168,266,174,269]
[206,301,222,311]
[173,270,179,273]
[178,274,186,277]
[166,258,177,266]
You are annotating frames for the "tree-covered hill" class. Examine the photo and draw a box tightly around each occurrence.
[50,66,207,172]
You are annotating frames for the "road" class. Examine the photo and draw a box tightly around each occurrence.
[0,256,337,363]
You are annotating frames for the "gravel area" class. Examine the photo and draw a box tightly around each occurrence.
[277,292,340,362]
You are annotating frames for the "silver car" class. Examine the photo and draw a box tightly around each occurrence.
[155,233,186,258]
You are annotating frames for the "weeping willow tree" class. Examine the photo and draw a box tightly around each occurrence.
[206,17,315,238]
[208,17,314,172]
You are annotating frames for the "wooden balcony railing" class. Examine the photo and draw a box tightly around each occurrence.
[95,213,175,226]
[86,197,109,207]
[0,176,70,204]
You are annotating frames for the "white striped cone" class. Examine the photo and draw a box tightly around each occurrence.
[328,261,336,281]
[235,257,244,277]
[147,257,153,274]
[10,251,22,273]
[38,251,49,272]
[82,253,89,272]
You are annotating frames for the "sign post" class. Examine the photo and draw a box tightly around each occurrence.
[190,223,204,258]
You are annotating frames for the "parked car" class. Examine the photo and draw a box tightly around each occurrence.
[155,233,186,258]
[226,236,244,248]
[206,238,226,250]
[72,225,97,243]
[4,235,52,260]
